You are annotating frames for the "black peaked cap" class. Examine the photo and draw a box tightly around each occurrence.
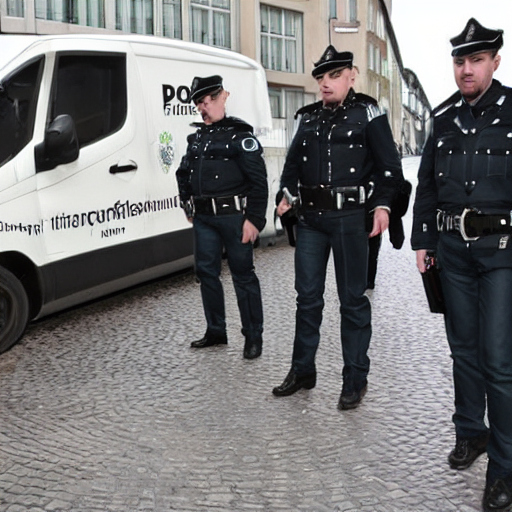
[450,18,503,57]
[190,75,223,102]
[312,45,353,77]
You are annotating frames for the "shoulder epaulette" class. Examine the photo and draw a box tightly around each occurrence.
[432,91,462,117]
[295,101,323,119]
[353,91,379,107]
[226,116,254,133]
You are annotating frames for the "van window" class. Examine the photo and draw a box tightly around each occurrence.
[52,53,127,148]
[0,57,44,167]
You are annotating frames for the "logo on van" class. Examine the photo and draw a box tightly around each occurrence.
[158,131,175,173]
[162,84,198,117]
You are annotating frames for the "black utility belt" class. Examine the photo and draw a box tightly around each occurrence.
[300,185,366,211]
[193,195,246,215]
[437,208,512,241]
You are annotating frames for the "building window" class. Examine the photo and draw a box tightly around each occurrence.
[347,0,357,22]
[190,0,231,49]
[163,0,181,38]
[7,0,24,16]
[368,42,374,71]
[329,0,336,19]
[268,87,315,146]
[402,80,409,105]
[409,92,417,112]
[374,45,381,74]
[116,0,153,34]
[382,57,388,78]
[35,0,67,22]
[260,4,303,73]
[376,8,385,38]
[73,0,104,27]
[367,0,374,31]
[268,88,283,118]
[35,0,104,26]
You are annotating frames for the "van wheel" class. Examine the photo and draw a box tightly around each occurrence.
[0,267,29,354]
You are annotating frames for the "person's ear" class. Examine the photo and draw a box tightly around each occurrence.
[494,54,501,72]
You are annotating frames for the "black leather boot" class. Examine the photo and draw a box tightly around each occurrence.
[338,382,367,410]
[190,331,227,348]
[272,369,316,396]
[243,337,262,359]
[483,474,512,512]
[448,431,489,470]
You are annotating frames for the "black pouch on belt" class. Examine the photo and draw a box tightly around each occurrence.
[421,252,445,314]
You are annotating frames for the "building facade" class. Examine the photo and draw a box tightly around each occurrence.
[0,0,430,154]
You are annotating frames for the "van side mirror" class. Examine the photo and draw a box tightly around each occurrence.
[35,114,79,172]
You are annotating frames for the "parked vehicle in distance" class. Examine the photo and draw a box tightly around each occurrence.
[0,34,275,354]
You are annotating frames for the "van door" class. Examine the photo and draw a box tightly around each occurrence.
[35,49,150,305]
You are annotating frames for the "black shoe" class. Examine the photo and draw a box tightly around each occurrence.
[338,383,367,410]
[243,337,262,360]
[272,369,316,397]
[190,332,227,349]
[483,475,512,512]
[448,432,489,470]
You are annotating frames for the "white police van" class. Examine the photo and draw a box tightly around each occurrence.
[0,34,274,353]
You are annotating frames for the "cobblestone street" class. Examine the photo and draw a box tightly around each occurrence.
[0,157,488,512]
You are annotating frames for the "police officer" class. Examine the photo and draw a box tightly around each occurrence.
[176,75,268,359]
[412,18,512,512]
[272,46,404,409]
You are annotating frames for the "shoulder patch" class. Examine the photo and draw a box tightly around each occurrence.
[242,137,259,152]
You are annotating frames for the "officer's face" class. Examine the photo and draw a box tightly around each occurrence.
[453,51,501,102]
[195,89,228,125]
[315,67,353,105]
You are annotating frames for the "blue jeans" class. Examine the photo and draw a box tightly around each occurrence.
[438,233,512,480]
[193,213,263,341]
[292,209,371,390]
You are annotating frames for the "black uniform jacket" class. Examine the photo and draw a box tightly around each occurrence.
[176,116,268,231]
[280,88,403,212]
[412,80,512,250]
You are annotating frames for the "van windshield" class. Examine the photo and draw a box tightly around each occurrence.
[0,57,44,167]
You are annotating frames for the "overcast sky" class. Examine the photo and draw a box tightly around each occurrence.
[390,0,512,108]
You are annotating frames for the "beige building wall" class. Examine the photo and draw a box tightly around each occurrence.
[239,0,329,97]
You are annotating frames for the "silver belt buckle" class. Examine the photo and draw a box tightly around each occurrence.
[459,208,480,241]
[234,195,247,211]
[436,210,444,232]
[336,191,344,210]
[359,185,366,204]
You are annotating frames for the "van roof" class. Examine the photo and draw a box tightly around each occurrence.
[0,34,261,74]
